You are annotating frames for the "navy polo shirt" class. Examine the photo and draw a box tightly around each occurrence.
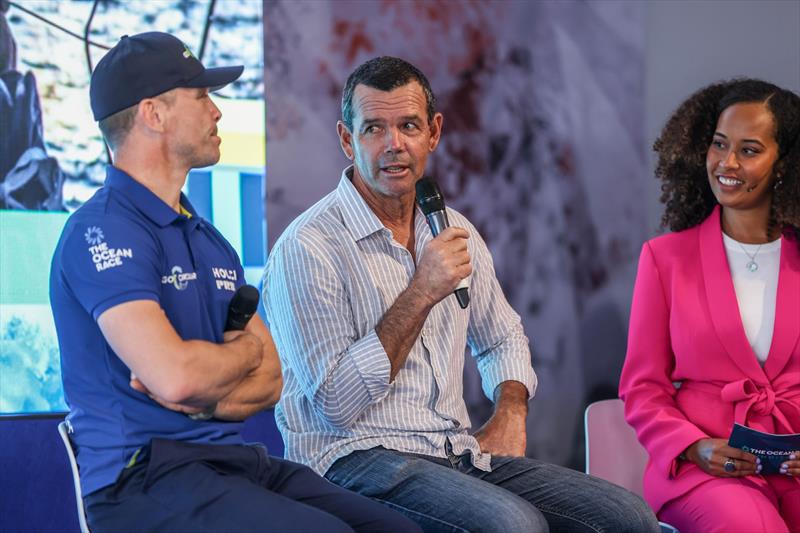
[50,166,246,496]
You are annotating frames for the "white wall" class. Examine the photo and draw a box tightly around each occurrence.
[644,0,800,232]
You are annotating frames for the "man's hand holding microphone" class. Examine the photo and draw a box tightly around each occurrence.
[411,177,471,309]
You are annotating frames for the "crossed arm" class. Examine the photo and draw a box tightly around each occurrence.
[98,299,282,421]
[213,313,283,420]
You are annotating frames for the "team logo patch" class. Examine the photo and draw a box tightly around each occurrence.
[162,265,198,291]
[84,226,132,272]
[84,226,104,245]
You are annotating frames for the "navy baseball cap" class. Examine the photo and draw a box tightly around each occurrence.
[90,32,243,121]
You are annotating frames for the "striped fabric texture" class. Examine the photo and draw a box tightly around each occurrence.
[263,167,537,476]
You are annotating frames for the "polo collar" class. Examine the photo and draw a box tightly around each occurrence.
[104,166,196,227]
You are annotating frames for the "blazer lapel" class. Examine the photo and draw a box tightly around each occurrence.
[700,206,767,380]
[763,232,800,379]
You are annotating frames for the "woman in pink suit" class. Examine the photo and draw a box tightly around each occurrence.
[620,78,800,533]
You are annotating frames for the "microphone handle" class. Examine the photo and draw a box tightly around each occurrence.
[226,313,251,331]
[425,210,470,309]
[426,210,449,236]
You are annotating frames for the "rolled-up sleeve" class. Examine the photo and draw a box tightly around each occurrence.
[463,220,537,401]
[263,232,391,429]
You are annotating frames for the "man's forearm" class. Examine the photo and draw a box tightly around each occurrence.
[213,352,282,420]
[99,300,263,407]
[169,333,263,406]
[493,380,529,417]
[213,367,281,420]
[376,280,435,380]
[473,380,530,456]
[129,333,264,416]
[213,315,282,420]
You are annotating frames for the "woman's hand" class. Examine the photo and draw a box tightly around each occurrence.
[780,452,799,476]
[683,438,761,477]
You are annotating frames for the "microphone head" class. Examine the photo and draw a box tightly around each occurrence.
[230,284,260,314]
[415,177,446,215]
[226,284,260,330]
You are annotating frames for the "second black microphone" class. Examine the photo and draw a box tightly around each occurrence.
[226,284,260,331]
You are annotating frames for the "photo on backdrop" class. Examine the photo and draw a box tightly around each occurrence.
[0,0,266,414]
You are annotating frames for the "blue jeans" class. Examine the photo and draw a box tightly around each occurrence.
[325,446,660,533]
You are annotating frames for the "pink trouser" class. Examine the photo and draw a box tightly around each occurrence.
[659,475,800,533]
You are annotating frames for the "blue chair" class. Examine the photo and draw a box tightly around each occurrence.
[57,420,90,533]
[584,399,679,533]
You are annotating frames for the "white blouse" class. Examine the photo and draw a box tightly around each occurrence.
[722,233,781,365]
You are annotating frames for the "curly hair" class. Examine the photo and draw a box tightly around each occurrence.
[653,78,800,242]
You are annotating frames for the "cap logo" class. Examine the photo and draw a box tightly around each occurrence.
[182,44,195,59]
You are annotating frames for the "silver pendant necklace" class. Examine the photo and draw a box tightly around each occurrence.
[739,243,763,272]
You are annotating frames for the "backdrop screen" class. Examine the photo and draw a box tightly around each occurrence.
[0,0,265,414]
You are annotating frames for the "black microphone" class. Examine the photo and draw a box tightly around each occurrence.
[189,285,259,420]
[415,177,470,309]
[225,284,260,331]
[187,285,259,420]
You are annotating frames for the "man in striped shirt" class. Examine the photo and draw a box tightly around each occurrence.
[264,56,659,533]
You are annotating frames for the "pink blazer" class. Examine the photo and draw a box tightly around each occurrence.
[619,205,800,512]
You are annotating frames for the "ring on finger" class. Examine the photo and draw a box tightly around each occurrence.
[724,458,737,473]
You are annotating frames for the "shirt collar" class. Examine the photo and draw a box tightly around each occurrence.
[104,166,197,227]
[335,166,390,242]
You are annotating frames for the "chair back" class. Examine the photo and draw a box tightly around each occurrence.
[584,398,649,497]
[57,420,90,533]
[584,399,680,533]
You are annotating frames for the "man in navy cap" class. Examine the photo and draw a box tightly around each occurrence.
[50,32,417,533]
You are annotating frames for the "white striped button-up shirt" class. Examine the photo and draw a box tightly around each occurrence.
[263,167,537,476]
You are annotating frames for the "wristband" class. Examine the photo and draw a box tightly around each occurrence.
[188,405,215,420]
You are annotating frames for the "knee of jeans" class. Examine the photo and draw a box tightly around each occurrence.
[483,498,549,533]
[601,488,661,533]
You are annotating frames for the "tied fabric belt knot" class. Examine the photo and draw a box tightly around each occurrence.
[721,379,775,417]
[721,378,800,431]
